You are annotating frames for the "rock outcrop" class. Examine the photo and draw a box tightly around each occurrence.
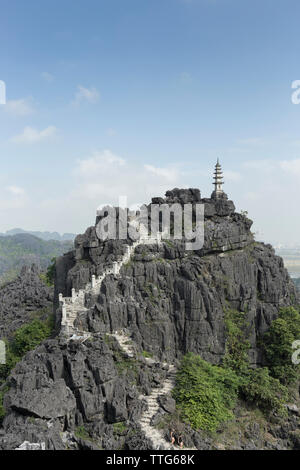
[55,189,297,365]
[0,265,53,339]
[0,189,298,450]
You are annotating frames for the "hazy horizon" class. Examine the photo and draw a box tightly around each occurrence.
[1,0,300,246]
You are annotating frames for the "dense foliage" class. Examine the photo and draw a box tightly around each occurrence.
[0,316,54,383]
[39,258,56,287]
[12,318,54,357]
[174,306,300,432]
[239,368,288,414]
[262,307,300,384]
[223,309,250,373]
[45,258,56,286]
[173,353,240,432]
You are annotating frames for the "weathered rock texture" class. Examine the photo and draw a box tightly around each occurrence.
[0,189,299,450]
[55,189,297,365]
[0,265,53,339]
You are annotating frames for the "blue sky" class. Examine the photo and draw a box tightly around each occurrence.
[1,0,300,244]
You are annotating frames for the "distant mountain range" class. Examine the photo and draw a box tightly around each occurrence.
[0,233,74,285]
[0,228,76,241]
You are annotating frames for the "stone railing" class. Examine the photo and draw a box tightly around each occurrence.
[58,231,164,337]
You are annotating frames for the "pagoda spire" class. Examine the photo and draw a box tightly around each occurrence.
[211,159,225,199]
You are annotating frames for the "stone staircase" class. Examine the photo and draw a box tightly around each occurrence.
[109,330,137,358]
[111,330,196,451]
[57,229,198,450]
[139,365,178,450]
[58,230,164,338]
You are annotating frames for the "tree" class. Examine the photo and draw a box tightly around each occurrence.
[262,307,300,384]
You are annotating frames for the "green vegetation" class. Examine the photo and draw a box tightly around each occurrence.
[222,307,294,415]
[104,333,114,347]
[223,309,250,374]
[141,350,153,358]
[0,396,5,420]
[239,368,288,414]
[12,317,54,357]
[113,422,127,435]
[74,425,90,440]
[0,268,19,287]
[262,307,300,384]
[39,258,56,287]
[115,355,139,380]
[0,315,54,383]
[0,312,54,422]
[173,306,300,433]
[0,233,72,283]
[0,386,9,420]
[163,239,174,248]
[173,353,240,432]
[112,345,139,383]
[142,282,162,306]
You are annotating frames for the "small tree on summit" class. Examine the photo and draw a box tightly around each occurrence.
[45,257,56,286]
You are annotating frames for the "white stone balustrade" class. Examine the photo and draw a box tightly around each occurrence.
[59,230,165,336]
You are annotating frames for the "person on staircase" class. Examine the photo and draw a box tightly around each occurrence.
[170,429,175,446]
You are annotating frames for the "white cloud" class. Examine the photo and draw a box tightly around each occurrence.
[144,164,180,183]
[6,185,25,196]
[70,150,184,209]
[41,72,54,82]
[0,185,27,211]
[3,153,300,246]
[4,98,35,116]
[223,170,241,182]
[11,126,57,144]
[279,158,300,176]
[72,85,100,106]
[75,150,125,177]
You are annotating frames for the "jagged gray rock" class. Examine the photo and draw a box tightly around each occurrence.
[0,189,299,450]
[0,265,53,339]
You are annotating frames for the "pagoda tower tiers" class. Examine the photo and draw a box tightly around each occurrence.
[211,159,227,199]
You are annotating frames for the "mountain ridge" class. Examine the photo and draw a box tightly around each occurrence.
[0,233,73,285]
[0,228,76,242]
[0,188,299,450]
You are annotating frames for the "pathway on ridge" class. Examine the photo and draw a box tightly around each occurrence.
[59,231,163,336]
[110,330,197,451]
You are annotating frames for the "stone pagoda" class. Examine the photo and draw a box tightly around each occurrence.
[211,159,227,199]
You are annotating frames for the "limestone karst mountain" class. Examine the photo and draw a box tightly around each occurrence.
[0,188,299,450]
[0,233,73,286]
[0,264,53,340]
[1,228,76,242]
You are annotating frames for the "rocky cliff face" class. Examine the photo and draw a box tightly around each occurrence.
[0,189,298,450]
[56,188,297,365]
[0,265,53,339]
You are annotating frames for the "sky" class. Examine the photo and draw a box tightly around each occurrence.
[1,0,300,245]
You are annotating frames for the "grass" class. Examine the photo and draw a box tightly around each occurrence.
[141,350,153,358]
[74,425,90,440]
[113,422,127,435]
